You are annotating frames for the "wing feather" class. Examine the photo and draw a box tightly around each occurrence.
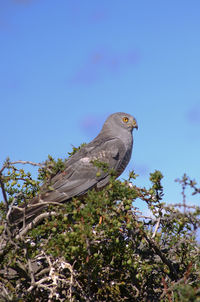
[41,137,127,203]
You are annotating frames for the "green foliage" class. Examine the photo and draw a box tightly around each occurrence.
[0,154,199,301]
[38,155,67,182]
[67,143,87,157]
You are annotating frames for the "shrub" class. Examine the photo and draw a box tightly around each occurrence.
[0,154,199,301]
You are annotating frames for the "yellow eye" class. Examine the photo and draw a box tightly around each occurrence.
[123,117,129,123]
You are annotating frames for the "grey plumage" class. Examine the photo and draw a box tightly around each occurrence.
[10,112,138,224]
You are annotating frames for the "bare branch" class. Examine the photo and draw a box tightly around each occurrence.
[7,160,43,168]
[168,203,199,210]
[28,258,36,287]
[152,217,161,238]
[0,160,43,174]
[11,201,66,213]
[16,211,58,239]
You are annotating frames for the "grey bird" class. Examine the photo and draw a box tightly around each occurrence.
[10,112,138,224]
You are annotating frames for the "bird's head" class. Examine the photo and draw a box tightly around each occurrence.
[103,112,138,134]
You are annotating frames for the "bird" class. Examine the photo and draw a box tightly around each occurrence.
[9,112,138,225]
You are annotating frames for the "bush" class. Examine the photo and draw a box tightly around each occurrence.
[0,154,199,302]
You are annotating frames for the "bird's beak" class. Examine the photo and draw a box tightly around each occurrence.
[132,118,138,130]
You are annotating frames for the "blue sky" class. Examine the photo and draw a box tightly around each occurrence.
[0,0,200,210]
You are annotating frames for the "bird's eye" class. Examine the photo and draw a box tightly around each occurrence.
[122,117,129,123]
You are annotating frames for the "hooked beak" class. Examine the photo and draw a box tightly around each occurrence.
[132,118,138,130]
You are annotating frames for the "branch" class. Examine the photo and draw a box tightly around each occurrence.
[28,258,36,287]
[142,231,178,281]
[27,276,51,292]
[6,195,21,221]
[0,176,8,211]
[0,160,43,174]
[9,160,43,167]
[168,203,200,210]
[152,217,161,239]
[15,211,58,239]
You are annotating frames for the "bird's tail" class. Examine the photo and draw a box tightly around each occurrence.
[8,196,49,226]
